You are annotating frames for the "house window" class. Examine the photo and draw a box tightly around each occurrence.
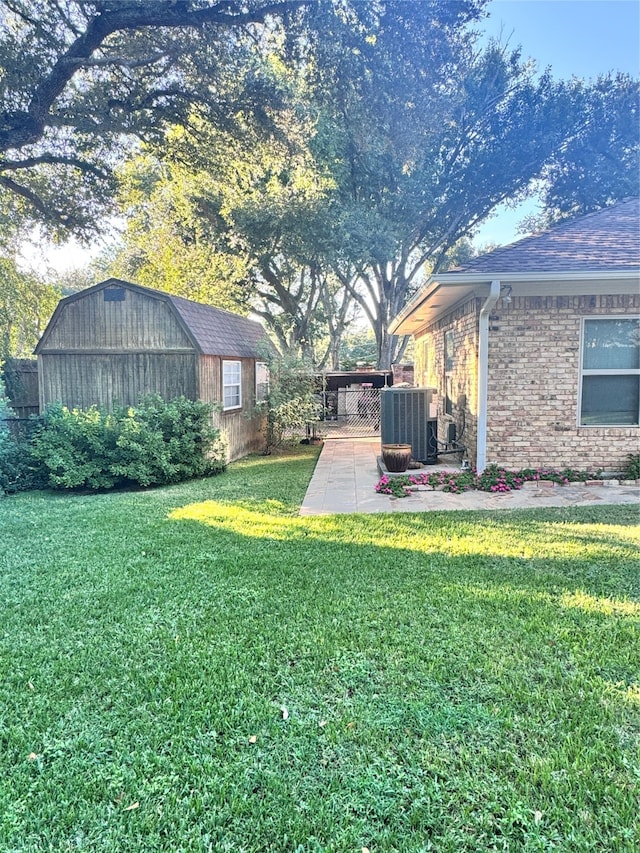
[444,330,455,415]
[255,361,269,402]
[223,360,242,410]
[579,317,639,426]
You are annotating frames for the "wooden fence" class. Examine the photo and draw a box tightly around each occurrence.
[1,358,39,418]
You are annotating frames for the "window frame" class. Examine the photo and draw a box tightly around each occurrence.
[578,315,640,427]
[222,359,242,411]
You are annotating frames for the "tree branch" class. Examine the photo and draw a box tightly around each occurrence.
[0,0,307,152]
[0,174,78,227]
[0,155,110,179]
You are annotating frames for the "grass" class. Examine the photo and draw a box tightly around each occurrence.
[1,445,638,852]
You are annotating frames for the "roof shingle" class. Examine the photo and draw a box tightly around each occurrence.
[457,198,640,274]
[167,293,272,358]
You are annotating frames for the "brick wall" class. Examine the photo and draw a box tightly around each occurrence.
[392,363,415,385]
[486,293,640,472]
[414,297,480,464]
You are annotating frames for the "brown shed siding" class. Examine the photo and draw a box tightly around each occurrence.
[199,356,264,461]
[36,281,270,463]
[39,352,199,411]
[43,286,193,352]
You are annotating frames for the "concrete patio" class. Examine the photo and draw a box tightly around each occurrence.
[299,438,640,515]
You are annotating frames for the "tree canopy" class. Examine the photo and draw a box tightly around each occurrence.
[536,73,640,223]
[2,1,637,371]
[0,258,58,360]
[0,0,304,237]
[116,0,597,366]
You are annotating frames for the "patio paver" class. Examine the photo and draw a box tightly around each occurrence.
[299,438,640,515]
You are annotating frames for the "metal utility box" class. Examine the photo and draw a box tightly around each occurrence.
[380,387,438,463]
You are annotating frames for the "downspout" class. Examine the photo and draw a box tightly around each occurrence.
[476,280,501,473]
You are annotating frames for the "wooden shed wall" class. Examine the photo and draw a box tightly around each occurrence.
[42,286,193,351]
[40,352,199,411]
[199,355,264,461]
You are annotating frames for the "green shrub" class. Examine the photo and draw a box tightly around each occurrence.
[257,353,321,454]
[0,381,45,494]
[31,396,226,491]
[31,403,119,489]
[0,384,16,494]
[111,395,226,486]
[622,452,640,480]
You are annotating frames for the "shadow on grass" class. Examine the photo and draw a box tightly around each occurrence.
[167,499,639,594]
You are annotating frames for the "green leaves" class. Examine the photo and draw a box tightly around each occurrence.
[30,395,226,490]
[0,257,59,360]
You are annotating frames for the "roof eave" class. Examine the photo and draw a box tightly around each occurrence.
[390,268,640,336]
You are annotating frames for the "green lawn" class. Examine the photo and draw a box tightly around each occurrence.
[1,446,638,852]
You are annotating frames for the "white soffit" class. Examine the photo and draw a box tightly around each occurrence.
[390,270,640,336]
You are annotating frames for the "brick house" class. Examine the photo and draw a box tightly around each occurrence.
[389,199,640,472]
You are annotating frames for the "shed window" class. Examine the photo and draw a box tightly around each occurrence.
[223,360,242,410]
[256,361,269,402]
[104,287,126,302]
[579,317,639,426]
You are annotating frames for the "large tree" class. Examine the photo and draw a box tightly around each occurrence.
[296,2,580,366]
[112,153,252,312]
[0,258,58,359]
[0,0,304,238]
[535,73,640,223]
[135,0,581,367]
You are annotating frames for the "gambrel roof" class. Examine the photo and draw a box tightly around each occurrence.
[166,292,272,359]
[36,279,273,359]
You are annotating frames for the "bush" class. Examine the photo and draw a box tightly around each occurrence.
[0,381,44,494]
[622,453,640,480]
[31,396,226,491]
[257,353,321,454]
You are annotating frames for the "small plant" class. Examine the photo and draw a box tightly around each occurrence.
[375,474,412,497]
[375,463,599,498]
[375,469,476,497]
[622,452,640,480]
[256,352,321,454]
[475,464,525,493]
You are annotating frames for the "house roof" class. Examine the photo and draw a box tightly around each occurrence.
[390,199,640,335]
[36,279,273,359]
[454,197,640,274]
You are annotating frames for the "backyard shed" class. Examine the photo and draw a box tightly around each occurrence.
[35,278,273,461]
[389,198,640,473]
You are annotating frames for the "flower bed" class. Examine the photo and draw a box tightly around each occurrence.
[375,463,592,498]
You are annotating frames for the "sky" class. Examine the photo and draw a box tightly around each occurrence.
[29,0,640,273]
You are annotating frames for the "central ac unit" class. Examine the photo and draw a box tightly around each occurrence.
[380,387,438,463]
